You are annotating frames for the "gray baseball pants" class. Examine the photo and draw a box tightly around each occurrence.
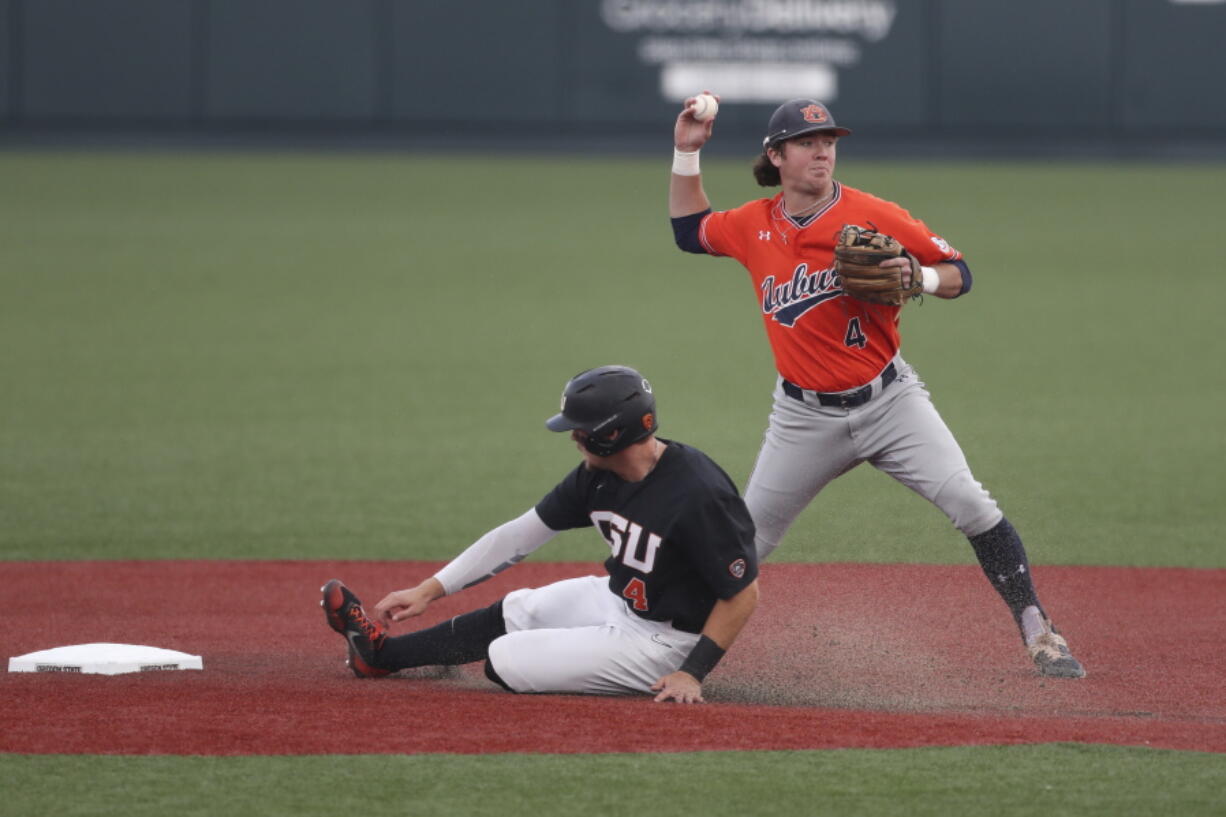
[744,356,1003,560]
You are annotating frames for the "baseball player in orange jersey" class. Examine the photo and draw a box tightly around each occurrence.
[667,95,1085,678]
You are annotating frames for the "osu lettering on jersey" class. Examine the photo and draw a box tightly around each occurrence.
[535,440,758,634]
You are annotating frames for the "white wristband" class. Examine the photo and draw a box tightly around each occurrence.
[672,148,700,176]
[921,266,940,294]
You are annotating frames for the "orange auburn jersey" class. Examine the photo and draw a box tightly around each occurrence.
[698,182,962,393]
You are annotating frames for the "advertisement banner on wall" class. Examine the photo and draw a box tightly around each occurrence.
[568,0,930,135]
[599,0,899,103]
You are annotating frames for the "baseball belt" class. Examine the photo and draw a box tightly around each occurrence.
[782,361,898,409]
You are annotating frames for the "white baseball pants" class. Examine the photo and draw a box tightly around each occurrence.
[488,575,700,695]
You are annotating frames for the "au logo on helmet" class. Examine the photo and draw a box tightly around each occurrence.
[801,104,829,124]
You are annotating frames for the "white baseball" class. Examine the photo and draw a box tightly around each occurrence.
[690,93,718,122]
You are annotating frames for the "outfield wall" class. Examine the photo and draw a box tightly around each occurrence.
[2,0,1224,155]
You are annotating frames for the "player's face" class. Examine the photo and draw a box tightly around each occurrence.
[773,133,838,189]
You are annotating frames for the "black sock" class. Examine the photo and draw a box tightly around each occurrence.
[484,659,514,692]
[375,600,507,671]
[967,517,1043,637]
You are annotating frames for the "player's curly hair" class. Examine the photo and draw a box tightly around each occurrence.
[752,148,782,187]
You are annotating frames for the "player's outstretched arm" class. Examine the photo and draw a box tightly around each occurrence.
[670,92,718,218]
[374,578,444,624]
[374,509,558,625]
[652,579,760,703]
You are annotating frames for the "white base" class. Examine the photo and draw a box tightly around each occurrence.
[8,643,203,675]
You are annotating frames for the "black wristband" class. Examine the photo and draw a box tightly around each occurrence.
[679,635,726,682]
[949,258,973,296]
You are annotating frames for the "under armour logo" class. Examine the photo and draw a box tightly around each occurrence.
[759,231,771,241]
[995,565,1027,583]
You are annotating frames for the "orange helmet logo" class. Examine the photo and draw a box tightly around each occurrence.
[801,104,829,124]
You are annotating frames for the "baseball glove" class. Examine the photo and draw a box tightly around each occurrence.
[833,224,923,307]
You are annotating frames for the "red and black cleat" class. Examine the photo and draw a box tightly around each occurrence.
[321,579,391,678]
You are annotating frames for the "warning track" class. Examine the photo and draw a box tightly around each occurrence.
[2,561,1222,755]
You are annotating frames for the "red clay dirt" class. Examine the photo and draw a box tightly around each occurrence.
[2,561,1223,755]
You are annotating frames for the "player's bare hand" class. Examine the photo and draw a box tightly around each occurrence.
[674,90,719,152]
[651,671,705,703]
[879,256,914,287]
[374,578,444,624]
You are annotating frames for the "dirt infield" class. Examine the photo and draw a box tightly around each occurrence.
[3,561,1223,755]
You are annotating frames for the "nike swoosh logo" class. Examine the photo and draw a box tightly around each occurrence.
[651,633,671,648]
[345,630,365,653]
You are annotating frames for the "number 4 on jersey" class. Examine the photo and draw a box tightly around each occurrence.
[621,577,649,611]
[844,317,867,349]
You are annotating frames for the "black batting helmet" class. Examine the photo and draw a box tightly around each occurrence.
[545,365,659,457]
[763,98,852,148]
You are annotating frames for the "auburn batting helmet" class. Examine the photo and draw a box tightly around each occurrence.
[546,365,659,457]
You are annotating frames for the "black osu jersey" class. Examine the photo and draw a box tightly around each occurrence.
[534,439,758,634]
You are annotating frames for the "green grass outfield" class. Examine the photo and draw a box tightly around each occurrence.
[2,153,1223,814]
[4,746,1226,817]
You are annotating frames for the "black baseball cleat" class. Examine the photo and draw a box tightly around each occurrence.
[321,579,391,679]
